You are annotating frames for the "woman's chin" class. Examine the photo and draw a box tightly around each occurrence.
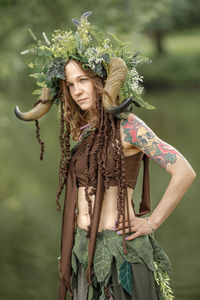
[79,104,93,111]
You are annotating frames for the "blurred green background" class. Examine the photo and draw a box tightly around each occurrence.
[0,0,199,299]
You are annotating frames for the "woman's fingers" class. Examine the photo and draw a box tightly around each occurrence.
[115,220,132,229]
[114,218,141,230]
[113,217,154,239]
[116,227,151,240]
[125,232,141,241]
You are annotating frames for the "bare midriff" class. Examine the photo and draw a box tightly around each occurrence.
[77,186,136,232]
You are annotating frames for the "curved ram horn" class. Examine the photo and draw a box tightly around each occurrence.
[102,57,128,114]
[107,97,133,115]
[14,88,53,121]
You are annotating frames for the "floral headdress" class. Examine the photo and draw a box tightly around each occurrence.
[15,12,154,121]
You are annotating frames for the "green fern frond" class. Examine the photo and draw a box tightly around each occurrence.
[154,262,175,300]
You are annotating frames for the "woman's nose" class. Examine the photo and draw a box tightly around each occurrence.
[73,83,83,96]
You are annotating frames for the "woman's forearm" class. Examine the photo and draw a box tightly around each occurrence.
[114,157,196,240]
[149,158,196,230]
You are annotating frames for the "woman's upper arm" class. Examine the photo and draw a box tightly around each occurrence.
[120,113,184,173]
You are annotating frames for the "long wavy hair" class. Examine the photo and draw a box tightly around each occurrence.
[56,60,129,246]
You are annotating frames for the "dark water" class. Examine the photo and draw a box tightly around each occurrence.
[0,89,199,299]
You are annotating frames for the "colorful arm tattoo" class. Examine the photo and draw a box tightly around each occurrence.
[121,114,180,169]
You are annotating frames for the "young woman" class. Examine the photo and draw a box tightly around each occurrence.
[15,12,196,300]
[59,59,195,300]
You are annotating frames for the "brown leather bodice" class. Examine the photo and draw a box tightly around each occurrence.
[74,141,144,189]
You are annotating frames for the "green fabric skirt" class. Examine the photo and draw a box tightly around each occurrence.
[70,227,173,300]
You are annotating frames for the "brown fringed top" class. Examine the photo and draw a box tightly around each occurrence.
[58,118,151,300]
[75,144,144,189]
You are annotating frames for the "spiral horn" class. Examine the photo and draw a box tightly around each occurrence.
[103,57,132,114]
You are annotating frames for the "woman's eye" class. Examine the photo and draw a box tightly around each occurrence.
[80,78,88,82]
[67,83,73,88]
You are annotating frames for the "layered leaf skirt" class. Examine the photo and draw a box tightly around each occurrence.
[70,227,173,300]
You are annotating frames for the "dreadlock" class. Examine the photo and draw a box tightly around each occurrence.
[55,96,71,211]
[33,93,71,212]
[34,99,49,161]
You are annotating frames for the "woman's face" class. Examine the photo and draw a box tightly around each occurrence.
[65,61,96,111]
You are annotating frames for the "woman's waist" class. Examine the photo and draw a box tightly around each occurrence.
[77,186,135,231]
[77,216,116,232]
[77,186,134,204]
[77,204,123,231]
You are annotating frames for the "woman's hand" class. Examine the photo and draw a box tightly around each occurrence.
[114,216,154,241]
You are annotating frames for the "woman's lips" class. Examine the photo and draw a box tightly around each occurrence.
[78,98,87,103]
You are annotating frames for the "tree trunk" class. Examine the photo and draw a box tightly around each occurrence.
[148,30,167,56]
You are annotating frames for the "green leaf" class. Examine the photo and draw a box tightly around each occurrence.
[29,73,41,79]
[73,228,88,267]
[150,236,171,274]
[87,285,94,300]
[36,81,47,88]
[93,240,111,282]
[75,32,84,54]
[133,92,155,110]
[118,244,142,264]
[42,65,48,73]
[71,252,77,274]
[28,28,37,41]
[32,88,42,95]
[28,63,34,68]
[104,233,124,273]
[104,233,119,256]
[119,261,133,295]
[131,235,155,272]
[37,74,46,83]
[45,78,54,88]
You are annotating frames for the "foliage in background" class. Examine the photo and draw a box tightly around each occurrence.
[131,0,200,55]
